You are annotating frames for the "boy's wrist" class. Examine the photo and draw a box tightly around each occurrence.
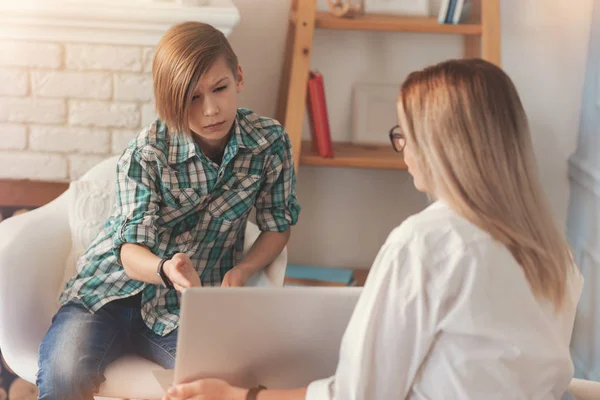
[234,262,261,275]
[156,258,174,288]
[235,261,258,272]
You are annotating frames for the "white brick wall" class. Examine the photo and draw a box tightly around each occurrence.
[114,73,153,102]
[69,100,140,128]
[111,129,139,155]
[32,71,112,99]
[30,125,110,154]
[69,154,111,180]
[0,151,67,180]
[0,38,156,181]
[142,103,158,127]
[0,123,27,150]
[0,41,62,68]
[65,44,142,72]
[0,69,28,96]
[142,47,154,73]
[0,97,66,124]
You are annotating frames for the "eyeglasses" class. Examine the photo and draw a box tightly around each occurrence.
[389,125,406,153]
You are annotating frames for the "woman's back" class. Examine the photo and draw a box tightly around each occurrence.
[405,202,583,399]
[317,201,583,400]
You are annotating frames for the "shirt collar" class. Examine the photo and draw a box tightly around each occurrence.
[234,109,269,153]
[167,130,197,166]
[167,109,269,166]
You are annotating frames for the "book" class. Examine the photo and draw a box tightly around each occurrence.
[451,0,472,24]
[437,0,450,24]
[445,0,458,23]
[306,71,334,158]
[284,264,355,287]
[439,0,472,25]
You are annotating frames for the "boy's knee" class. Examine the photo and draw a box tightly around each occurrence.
[36,356,99,400]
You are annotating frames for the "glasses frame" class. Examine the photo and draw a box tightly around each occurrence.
[389,125,406,153]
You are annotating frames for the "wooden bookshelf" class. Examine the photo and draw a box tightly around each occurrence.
[300,141,407,170]
[313,11,482,35]
[353,269,369,286]
[0,179,68,208]
[278,0,500,172]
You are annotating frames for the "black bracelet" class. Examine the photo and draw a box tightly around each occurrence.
[156,258,174,289]
[246,385,266,400]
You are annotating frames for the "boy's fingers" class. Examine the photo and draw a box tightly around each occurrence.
[170,271,192,288]
[174,283,185,292]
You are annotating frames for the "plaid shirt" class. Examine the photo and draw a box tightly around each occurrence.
[60,108,301,336]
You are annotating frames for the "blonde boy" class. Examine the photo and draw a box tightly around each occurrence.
[36,21,300,400]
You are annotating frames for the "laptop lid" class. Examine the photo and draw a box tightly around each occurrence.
[174,286,362,389]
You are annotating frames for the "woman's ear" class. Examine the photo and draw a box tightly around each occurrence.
[235,64,244,93]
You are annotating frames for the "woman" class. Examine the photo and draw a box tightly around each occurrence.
[163,59,583,400]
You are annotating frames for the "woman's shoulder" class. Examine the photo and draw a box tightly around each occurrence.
[386,201,492,259]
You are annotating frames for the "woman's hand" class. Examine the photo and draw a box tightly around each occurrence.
[163,378,247,400]
[163,253,202,292]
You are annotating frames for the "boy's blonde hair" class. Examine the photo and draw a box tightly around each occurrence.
[153,21,239,134]
[398,58,573,309]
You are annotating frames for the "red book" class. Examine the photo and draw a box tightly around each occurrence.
[306,71,334,158]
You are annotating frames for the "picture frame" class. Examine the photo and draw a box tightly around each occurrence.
[352,83,400,146]
[365,0,429,16]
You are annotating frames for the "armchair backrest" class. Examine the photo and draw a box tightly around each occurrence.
[81,155,120,183]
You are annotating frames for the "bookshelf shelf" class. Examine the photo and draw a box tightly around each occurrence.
[313,12,482,35]
[0,179,68,208]
[300,141,407,170]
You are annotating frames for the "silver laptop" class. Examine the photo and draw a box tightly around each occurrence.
[172,286,362,389]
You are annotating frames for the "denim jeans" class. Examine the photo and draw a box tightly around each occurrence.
[36,300,178,400]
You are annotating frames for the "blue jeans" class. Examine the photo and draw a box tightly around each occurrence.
[36,300,177,400]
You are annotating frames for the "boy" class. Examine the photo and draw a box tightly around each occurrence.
[36,21,300,400]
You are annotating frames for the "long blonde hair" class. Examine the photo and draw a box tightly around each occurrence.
[398,58,573,309]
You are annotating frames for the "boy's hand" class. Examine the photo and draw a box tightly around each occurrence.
[163,253,201,292]
[221,266,253,288]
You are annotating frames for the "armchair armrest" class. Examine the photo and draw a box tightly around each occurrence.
[243,221,287,287]
[0,193,71,381]
[569,378,600,400]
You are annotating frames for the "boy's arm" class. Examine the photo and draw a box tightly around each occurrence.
[112,146,200,290]
[121,243,200,291]
[222,130,300,287]
[253,130,301,233]
[221,229,290,287]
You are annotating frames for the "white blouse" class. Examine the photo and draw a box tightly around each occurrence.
[306,201,583,400]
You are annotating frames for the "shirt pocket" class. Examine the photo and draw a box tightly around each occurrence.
[161,187,206,225]
[208,173,262,222]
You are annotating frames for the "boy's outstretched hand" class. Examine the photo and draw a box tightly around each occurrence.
[163,253,202,292]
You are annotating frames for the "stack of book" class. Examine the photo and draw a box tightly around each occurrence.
[438,0,473,24]
[284,264,356,287]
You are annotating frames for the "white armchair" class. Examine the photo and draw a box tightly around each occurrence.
[0,156,287,399]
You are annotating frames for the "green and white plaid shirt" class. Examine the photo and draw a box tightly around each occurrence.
[60,108,301,336]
